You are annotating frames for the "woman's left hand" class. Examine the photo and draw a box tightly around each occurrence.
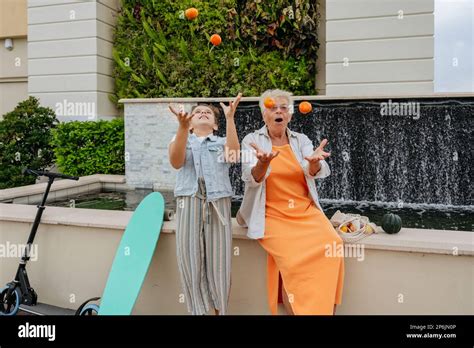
[220,93,242,119]
[305,139,331,163]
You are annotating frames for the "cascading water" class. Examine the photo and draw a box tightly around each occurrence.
[214,97,472,207]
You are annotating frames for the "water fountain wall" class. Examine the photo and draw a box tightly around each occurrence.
[123,96,472,206]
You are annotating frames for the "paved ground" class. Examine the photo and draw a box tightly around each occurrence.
[18,302,76,315]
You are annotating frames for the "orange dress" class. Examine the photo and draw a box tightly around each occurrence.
[258,144,345,315]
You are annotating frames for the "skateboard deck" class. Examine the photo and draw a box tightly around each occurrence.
[98,192,165,315]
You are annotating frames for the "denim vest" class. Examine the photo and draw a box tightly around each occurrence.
[171,133,234,202]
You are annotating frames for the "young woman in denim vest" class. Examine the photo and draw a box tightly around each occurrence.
[168,94,241,315]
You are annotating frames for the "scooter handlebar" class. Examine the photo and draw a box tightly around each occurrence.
[23,168,79,181]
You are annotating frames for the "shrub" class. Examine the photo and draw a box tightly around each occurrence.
[0,97,58,189]
[51,118,125,177]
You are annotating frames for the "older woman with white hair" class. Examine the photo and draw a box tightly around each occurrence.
[236,89,345,315]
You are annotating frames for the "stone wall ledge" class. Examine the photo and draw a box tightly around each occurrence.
[1,202,472,256]
[119,93,474,104]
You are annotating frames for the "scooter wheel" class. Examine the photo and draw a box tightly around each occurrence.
[0,286,21,316]
[79,303,100,315]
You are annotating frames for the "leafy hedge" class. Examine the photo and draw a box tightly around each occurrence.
[0,98,125,188]
[51,118,125,177]
[0,97,58,189]
[111,0,320,102]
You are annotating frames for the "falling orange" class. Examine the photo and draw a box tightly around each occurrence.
[299,101,312,114]
[264,97,275,109]
[210,34,222,46]
[185,8,199,20]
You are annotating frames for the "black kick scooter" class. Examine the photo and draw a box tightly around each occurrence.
[0,168,79,315]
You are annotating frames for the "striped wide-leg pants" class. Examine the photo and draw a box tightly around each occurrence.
[175,179,232,315]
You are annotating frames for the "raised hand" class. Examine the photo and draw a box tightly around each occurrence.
[304,139,331,163]
[169,104,193,129]
[250,143,280,164]
[220,93,242,119]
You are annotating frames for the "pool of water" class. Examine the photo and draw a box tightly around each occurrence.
[42,189,473,231]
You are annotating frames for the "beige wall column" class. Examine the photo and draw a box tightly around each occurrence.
[0,0,28,117]
[27,0,120,121]
[325,0,435,96]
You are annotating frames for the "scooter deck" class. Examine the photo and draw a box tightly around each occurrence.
[98,192,165,315]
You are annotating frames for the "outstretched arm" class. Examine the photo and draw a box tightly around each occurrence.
[168,105,193,169]
[249,143,280,183]
[305,139,331,175]
[220,93,242,163]
[301,135,331,179]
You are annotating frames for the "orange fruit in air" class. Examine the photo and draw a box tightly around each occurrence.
[210,34,222,46]
[264,97,275,109]
[185,8,199,20]
[299,101,312,114]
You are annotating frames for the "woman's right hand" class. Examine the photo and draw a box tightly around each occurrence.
[169,104,193,129]
[250,143,280,164]
[249,142,279,183]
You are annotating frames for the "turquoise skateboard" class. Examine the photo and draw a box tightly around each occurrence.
[77,192,165,315]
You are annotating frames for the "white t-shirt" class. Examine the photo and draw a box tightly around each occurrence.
[169,134,211,143]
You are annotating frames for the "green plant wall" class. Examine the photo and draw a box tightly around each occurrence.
[111,0,320,103]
